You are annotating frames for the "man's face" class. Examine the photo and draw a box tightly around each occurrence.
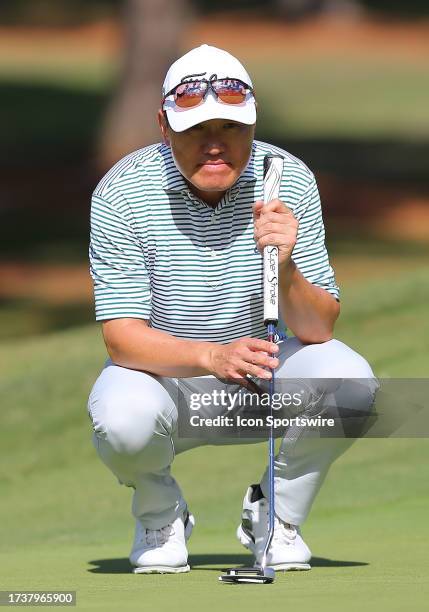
[158,111,255,206]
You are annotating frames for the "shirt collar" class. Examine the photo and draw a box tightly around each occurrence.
[159,143,257,195]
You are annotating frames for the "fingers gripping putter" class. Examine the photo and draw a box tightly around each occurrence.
[219,154,284,585]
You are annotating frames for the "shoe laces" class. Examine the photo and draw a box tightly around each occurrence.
[273,516,297,544]
[145,524,174,548]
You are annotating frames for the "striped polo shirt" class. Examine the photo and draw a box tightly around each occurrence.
[90,139,339,342]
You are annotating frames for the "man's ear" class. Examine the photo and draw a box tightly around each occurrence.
[157,109,170,146]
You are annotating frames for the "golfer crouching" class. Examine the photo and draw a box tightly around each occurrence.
[87,44,377,574]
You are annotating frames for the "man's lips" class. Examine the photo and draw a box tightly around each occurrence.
[199,160,231,170]
[199,160,231,168]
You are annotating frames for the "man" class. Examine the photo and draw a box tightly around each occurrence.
[88,44,376,574]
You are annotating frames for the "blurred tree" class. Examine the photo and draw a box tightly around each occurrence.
[97,0,192,170]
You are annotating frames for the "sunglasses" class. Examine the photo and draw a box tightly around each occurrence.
[163,78,254,109]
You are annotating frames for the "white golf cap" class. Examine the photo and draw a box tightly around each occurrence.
[162,44,256,132]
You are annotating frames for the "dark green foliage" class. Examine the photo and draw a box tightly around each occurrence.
[1,0,428,26]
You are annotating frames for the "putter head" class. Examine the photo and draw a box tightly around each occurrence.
[219,566,275,584]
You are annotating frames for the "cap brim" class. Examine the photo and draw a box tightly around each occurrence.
[164,92,256,133]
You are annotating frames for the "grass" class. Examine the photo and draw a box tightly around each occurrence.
[332,265,429,376]
[1,262,429,611]
[254,57,429,140]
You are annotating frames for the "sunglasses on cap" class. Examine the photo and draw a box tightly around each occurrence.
[163,77,254,109]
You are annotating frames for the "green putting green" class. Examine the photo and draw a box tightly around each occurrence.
[1,265,429,611]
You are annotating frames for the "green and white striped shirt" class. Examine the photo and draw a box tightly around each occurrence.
[90,140,339,342]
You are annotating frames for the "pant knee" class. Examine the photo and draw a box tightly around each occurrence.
[88,387,177,455]
[317,341,378,418]
[278,338,378,435]
[310,340,375,379]
[278,338,375,378]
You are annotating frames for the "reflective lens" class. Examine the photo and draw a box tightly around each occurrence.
[174,82,208,108]
[213,79,247,104]
[169,78,251,109]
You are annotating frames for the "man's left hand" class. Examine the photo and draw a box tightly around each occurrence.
[253,199,298,267]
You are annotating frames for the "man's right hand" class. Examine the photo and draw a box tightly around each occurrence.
[103,319,279,382]
[204,337,279,382]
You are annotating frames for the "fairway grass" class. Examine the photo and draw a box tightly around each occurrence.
[1,267,429,611]
[1,441,429,612]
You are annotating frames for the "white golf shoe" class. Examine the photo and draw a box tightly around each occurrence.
[130,509,195,574]
[237,485,312,571]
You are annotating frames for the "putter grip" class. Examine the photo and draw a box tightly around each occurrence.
[262,154,284,325]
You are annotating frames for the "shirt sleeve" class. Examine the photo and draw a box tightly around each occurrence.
[89,193,152,321]
[291,173,340,301]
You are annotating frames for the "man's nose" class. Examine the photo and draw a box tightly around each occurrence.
[203,139,225,155]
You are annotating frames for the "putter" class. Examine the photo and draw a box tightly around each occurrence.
[219,154,284,585]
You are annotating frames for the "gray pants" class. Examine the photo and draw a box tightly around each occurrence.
[87,338,376,530]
